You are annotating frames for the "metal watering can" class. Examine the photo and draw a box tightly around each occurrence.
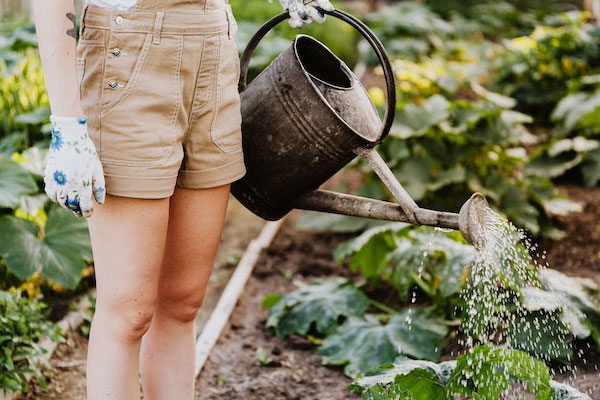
[231,9,490,248]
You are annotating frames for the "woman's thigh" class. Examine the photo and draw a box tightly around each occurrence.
[154,184,230,321]
[86,194,171,331]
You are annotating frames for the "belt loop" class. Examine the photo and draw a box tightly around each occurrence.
[78,4,89,40]
[152,11,165,45]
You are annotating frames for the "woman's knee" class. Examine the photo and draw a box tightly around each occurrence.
[95,297,157,342]
[157,284,208,323]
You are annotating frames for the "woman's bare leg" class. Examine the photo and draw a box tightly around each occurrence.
[139,184,230,400]
[85,194,171,400]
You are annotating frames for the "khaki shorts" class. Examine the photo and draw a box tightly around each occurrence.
[76,1,246,199]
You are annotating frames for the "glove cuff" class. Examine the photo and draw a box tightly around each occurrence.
[50,115,89,139]
[50,115,88,127]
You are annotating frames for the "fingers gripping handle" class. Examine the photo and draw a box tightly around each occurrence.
[237,8,396,145]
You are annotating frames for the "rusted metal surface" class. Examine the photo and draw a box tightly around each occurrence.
[354,147,419,224]
[231,34,381,220]
[458,193,490,250]
[294,189,460,230]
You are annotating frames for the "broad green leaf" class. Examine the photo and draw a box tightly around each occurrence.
[426,165,466,192]
[17,193,48,216]
[359,382,412,400]
[333,223,410,276]
[550,381,592,400]
[447,345,554,400]
[353,358,456,392]
[318,309,448,377]
[392,95,450,139]
[510,311,573,363]
[0,155,38,209]
[393,156,432,201]
[471,81,517,109]
[265,278,369,338]
[16,146,47,177]
[581,149,600,187]
[390,369,449,400]
[14,106,50,125]
[521,287,579,326]
[0,204,91,289]
[552,91,600,132]
[526,151,583,179]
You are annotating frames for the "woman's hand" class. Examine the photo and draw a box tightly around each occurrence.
[44,115,106,218]
[279,0,334,28]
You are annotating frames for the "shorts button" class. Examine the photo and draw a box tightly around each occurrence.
[115,16,124,25]
[108,80,119,89]
[111,47,121,56]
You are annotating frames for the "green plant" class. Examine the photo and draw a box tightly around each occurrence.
[317,309,448,378]
[255,348,274,366]
[493,11,600,119]
[0,290,64,393]
[0,149,93,290]
[0,22,37,68]
[230,0,360,76]
[333,223,474,305]
[350,345,571,400]
[263,277,369,338]
[528,77,600,187]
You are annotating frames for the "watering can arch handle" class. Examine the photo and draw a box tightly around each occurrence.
[237,9,396,145]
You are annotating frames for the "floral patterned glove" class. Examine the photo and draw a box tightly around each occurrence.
[44,115,106,218]
[278,0,334,28]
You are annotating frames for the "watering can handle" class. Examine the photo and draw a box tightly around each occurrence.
[238,9,396,145]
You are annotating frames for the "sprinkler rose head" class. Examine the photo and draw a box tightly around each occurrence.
[458,193,490,250]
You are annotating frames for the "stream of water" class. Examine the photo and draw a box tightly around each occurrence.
[432,206,590,398]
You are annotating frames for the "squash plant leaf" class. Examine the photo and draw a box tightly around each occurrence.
[511,310,573,363]
[447,345,554,400]
[358,382,412,400]
[358,369,449,400]
[0,155,38,209]
[351,357,456,394]
[0,203,92,289]
[265,277,369,338]
[318,309,448,378]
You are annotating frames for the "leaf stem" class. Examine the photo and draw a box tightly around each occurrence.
[369,298,396,315]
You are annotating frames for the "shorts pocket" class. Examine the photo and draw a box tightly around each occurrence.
[209,32,243,154]
[99,33,183,166]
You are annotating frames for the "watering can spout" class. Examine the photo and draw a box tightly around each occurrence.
[294,190,490,249]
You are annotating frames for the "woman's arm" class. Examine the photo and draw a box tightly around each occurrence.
[31,1,106,217]
[31,0,83,117]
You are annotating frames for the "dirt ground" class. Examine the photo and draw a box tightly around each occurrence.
[195,213,359,400]
[540,185,600,288]
[195,185,600,399]
[15,184,600,399]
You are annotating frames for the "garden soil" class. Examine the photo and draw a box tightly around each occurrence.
[195,185,600,399]
[16,185,600,399]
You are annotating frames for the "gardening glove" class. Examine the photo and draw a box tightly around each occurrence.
[278,0,334,29]
[44,115,106,218]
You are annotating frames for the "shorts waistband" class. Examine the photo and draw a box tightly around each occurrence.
[82,3,230,35]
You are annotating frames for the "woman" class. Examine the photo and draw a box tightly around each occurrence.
[31,0,332,398]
